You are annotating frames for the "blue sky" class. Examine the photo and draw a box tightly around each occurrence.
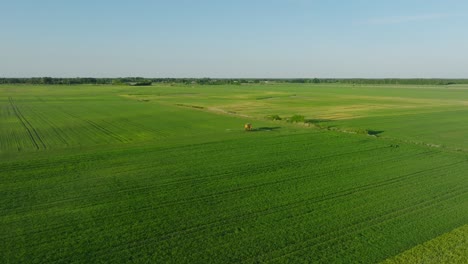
[1,0,467,78]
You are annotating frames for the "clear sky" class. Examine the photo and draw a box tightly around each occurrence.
[1,0,467,78]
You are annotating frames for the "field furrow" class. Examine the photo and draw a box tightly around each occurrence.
[1,83,468,263]
[7,97,43,150]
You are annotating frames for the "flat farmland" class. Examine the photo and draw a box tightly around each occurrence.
[1,84,467,263]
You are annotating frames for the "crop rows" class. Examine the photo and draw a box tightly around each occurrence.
[1,84,468,263]
[7,97,47,150]
[1,96,184,152]
[2,130,467,263]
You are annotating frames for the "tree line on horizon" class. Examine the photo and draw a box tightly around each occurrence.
[0,77,467,85]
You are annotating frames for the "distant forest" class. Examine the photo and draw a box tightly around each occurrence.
[1,77,468,86]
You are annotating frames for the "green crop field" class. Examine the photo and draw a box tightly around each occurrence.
[1,83,467,263]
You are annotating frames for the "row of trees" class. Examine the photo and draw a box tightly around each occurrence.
[0,77,467,85]
[331,78,465,85]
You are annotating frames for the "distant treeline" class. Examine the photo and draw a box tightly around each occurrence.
[1,77,467,85]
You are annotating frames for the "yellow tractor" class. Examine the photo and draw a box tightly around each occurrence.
[244,123,253,131]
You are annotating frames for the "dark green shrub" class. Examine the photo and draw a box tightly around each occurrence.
[266,114,282,120]
[289,114,305,123]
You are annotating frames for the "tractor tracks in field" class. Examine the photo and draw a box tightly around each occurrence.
[0,145,396,213]
[1,136,465,258]
[29,98,70,146]
[59,110,128,143]
[252,186,468,263]
[163,151,434,206]
[9,158,465,259]
[0,129,374,175]
[0,132,378,186]
[0,146,442,221]
[152,160,466,241]
[8,97,46,150]
[97,144,394,193]
[116,145,430,196]
[129,149,436,212]
[37,96,129,143]
[91,163,468,263]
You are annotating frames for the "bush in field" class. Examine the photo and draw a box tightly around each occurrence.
[288,114,305,123]
[266,114,282,120]
[354,128,384,136]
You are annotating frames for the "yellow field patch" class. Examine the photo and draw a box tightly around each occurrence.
[382,225,468,264]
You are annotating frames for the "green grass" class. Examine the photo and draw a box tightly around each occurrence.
[1,83,467,263]
[122,83,468,150]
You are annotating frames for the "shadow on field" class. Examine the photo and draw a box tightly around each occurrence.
[367,130,384,136]
[251,127,281,132]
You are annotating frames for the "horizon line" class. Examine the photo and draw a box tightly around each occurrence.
[2,77,468,80]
